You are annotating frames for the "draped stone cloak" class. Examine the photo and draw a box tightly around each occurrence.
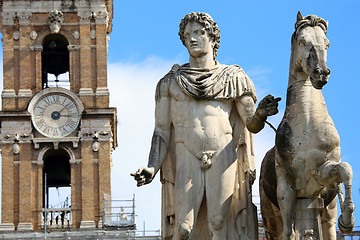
[157,63,258,239]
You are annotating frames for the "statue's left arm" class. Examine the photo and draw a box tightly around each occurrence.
[236,94,281,133]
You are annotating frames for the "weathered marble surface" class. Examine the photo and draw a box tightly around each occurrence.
[132,12,280,240]
[260,12,355,240]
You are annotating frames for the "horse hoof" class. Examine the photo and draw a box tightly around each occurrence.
[338,215,354,233]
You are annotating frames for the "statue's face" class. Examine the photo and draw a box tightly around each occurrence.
[183,21,214,58]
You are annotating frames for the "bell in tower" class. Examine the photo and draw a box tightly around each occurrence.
[42,34,70,88]
[0,0,117,232]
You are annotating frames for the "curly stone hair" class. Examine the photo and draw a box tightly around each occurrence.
[179,12,220,60]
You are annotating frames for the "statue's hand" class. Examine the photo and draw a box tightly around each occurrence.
[256,94,281,120]
[130,167,155,187]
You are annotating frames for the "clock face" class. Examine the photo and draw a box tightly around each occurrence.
[32,93,81,138]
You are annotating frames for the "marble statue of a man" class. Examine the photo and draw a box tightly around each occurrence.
[132,12,280,240]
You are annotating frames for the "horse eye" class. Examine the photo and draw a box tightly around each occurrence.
[325,40,330,49]
[298,39,306,47]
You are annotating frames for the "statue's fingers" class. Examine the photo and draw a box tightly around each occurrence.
[137,177,146,186]
[268,109,279,115]
[267,101,279,107]
[133,172,144,181]
[274,97,282,102]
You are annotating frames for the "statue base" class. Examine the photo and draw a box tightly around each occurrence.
[295,197,324,240]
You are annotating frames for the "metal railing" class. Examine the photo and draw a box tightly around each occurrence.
[102,194,136,229]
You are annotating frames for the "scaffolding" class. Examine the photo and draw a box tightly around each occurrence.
[102,194,136,230]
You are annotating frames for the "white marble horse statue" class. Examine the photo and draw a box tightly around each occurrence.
[259,12,355,240]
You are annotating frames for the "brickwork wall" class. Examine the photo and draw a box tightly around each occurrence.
[0,0,115,231]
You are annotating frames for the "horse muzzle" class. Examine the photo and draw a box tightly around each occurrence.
[311,67,331,89]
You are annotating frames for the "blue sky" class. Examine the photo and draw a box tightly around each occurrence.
[0,0,358,234]
[106,0,360,232]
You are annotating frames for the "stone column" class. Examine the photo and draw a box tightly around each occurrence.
[0,144,15,231]
[30,45,43,93]
[294,197,324,240]
[1,12,16,111]
[0,121,32,231]
[70,158,81,228]
[34,160,43,231]
[78,10,93,108]
[18,12,32,110]
[98,135,112,223]
[17,142,33,231]
[68,45,81,93]
[94,10,109,108]
[80,138,95,228]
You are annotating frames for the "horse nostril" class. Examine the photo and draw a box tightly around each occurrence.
[314,68,322,76]
[325,68,331,76]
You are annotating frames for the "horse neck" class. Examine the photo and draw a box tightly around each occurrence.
[285,67,327,120]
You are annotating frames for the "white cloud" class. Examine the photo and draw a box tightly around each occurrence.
[108,57,175,232]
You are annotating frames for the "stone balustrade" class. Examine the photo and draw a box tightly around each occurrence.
[41,208,72,229]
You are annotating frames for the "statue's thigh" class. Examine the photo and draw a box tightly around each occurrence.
[205,148,237,215]
[175,144,204,219]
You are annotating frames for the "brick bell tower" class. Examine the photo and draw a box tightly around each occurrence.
[0,0,116,231]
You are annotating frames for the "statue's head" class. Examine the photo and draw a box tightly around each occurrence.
[179,12,220,60]
[291,12,330,89]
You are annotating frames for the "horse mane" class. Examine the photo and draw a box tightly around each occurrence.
[291,15,328,45]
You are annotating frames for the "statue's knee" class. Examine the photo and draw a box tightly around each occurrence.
[178,220,192,239]
[210,215,224,230]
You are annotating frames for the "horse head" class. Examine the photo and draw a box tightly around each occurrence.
[291,12,330,89]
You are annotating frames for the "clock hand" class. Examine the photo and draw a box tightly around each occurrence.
[59,107,67,113]
[59,114,79,118]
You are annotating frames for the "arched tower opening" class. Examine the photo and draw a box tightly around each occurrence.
[43,148,71,210]
[42,34,70,89]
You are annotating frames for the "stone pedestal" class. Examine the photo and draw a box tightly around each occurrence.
[80,220,96,229]
[16,222,33,231]
[295,197,324,240]
[0,223,15,231]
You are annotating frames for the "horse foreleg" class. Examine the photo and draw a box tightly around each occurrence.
[336,162,355,233]
[321,195,337,240]
[276,167,296,240]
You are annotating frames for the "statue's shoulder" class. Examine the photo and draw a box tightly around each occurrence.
[225,64,257,102]
[155,64,180,100]
[227,64,248,78]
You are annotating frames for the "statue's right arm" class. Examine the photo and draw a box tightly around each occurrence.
[131,77,172,187]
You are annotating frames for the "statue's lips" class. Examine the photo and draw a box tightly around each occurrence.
[190,44,200,48]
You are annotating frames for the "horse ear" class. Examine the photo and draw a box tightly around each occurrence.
[297,11,303,21]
